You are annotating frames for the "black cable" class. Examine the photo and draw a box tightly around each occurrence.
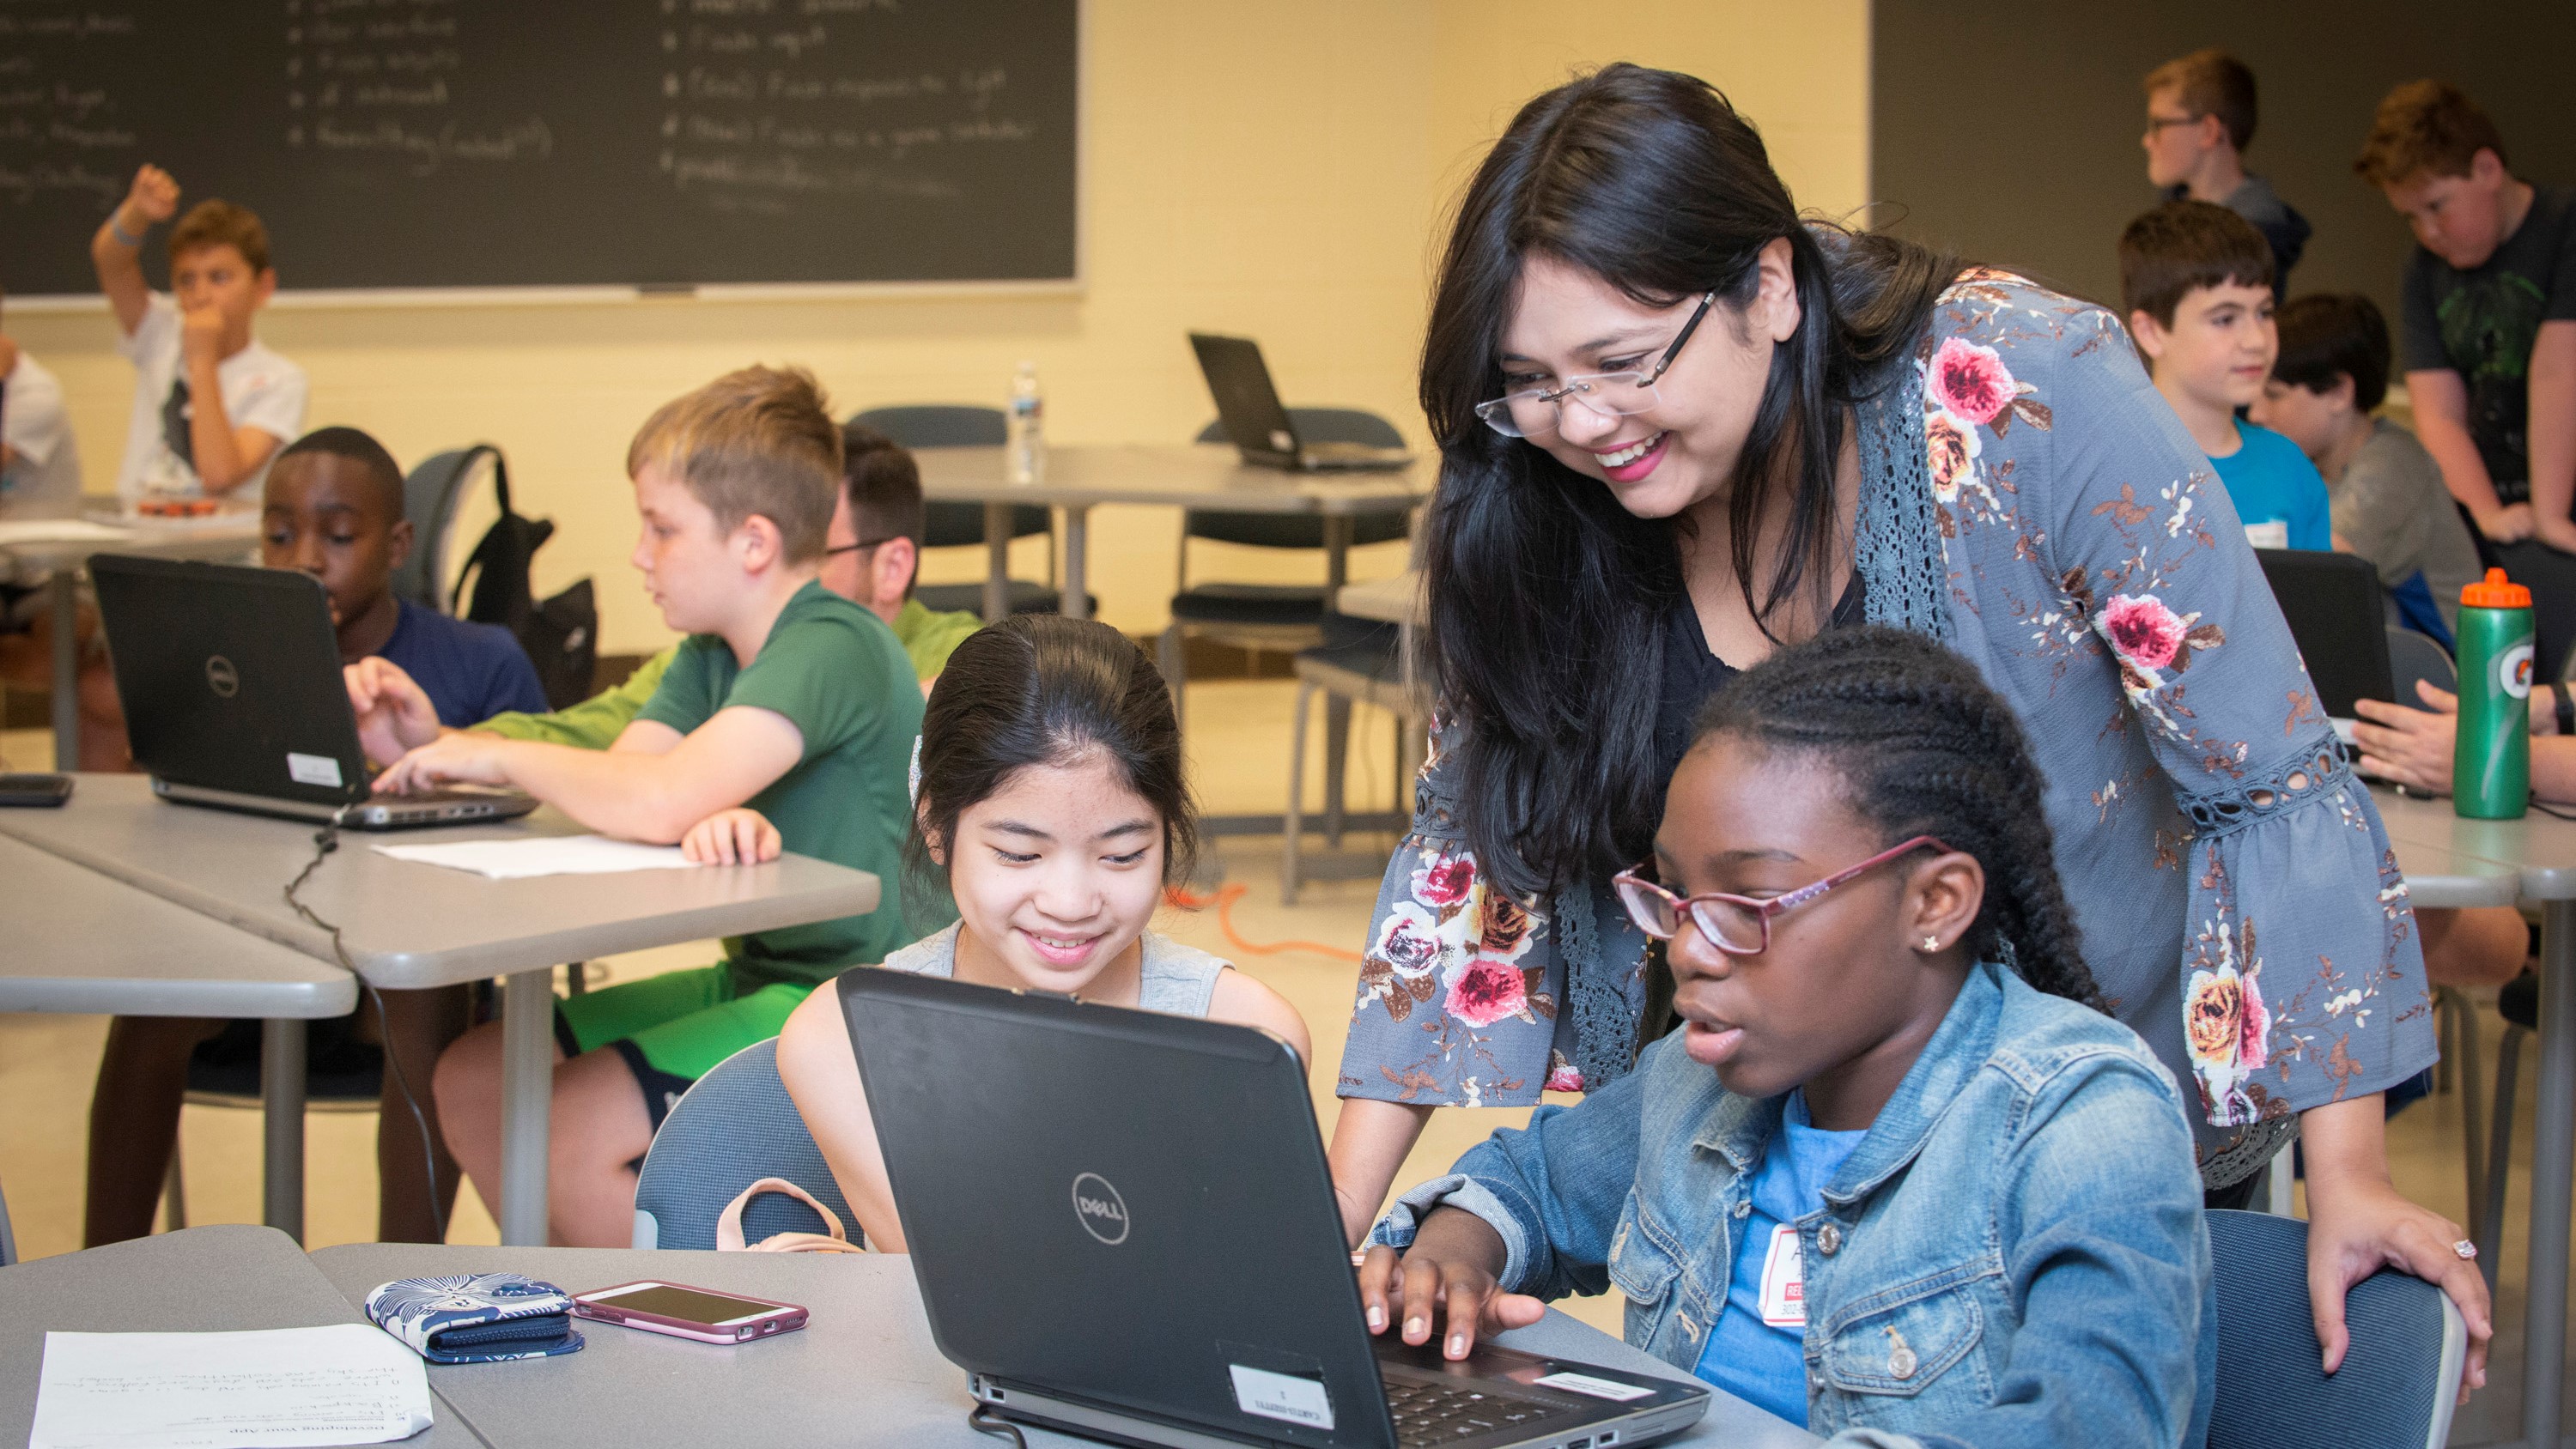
[283,813,448,1243]
[2533,799,2576,822]
[967,1405,1027,1449]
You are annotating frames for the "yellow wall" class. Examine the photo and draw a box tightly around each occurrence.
[9,1,1868,655]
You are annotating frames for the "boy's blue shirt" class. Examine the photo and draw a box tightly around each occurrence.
[2209,421,2332,551]
[1372,961,2215,1449]
[380,598,550,729]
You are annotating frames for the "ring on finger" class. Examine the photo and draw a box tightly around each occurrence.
[2455,1239,2479,1261]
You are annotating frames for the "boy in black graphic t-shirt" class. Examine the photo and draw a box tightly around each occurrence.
[2359,81,2576,549]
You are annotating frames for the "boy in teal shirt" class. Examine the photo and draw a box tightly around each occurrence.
[2119,198,2332,549]
[358,366,921,1246]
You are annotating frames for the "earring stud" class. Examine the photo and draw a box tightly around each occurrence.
[1921,936,1940,951]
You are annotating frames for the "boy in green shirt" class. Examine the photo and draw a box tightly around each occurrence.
[356,421,979,752]
[361,367,921,1246]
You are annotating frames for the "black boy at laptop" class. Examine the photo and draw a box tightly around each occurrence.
[84,426,549,1248]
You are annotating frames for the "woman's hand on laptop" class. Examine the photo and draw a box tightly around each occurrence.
[681,807,781,864]
[1358,1208,1545,1361]
[375,732,513,794]
[2350,681,2460,794]
[346,658,446,765]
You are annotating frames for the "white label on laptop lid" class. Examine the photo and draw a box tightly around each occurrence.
[1534,1371,1655,1403]
[1229,1364,1334,1430]
[288,752,344,789]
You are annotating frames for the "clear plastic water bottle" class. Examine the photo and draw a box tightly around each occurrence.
[1005,361,1044,486]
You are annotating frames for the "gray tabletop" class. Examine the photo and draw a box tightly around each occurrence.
[312,1244,1817,1449]
[0,774,883,990]
[0,1227,475,1448]
[914,444,1429,514]
[0,830,355,1016]
[2370,785,2576,900]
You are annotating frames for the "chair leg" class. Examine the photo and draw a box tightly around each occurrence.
[1322,695,1352,849]
[2264,1141,2297,1216]
[1282,680,1317,906]
[2453,989,2487,1236]
[2481,1022,2527,1293]
[2435,986,2461,1095]
[162,1150,187,1233]
[1157,627,1188,739]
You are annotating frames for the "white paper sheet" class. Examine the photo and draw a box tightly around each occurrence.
[31,1325,433,1449]
[0,519,131,547]
[373,834,702,879]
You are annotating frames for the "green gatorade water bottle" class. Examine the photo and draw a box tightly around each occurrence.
[2454,567,2533,820]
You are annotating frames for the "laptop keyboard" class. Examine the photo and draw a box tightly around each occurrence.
[1383,1379,1580,1447]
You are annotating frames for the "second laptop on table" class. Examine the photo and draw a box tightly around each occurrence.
[89,553,536,830]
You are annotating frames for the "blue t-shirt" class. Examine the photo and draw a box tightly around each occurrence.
[1692,1090,1868,1427]
[378,598,549,728]
[2209,422,2332,551]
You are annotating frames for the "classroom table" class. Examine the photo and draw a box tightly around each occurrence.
[308,1241,1821,1449]
[0,1227,483,1448]
[0,775,880,1249]
[913,444,1430,625]
[0,512,262,770]
[2371,785,2576,1449]
[0,832,355,1240]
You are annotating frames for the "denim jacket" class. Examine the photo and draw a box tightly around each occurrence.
[1372,961,2215,1449]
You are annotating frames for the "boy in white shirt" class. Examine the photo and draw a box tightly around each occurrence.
[0,291,83,522]
[90,164,306,504]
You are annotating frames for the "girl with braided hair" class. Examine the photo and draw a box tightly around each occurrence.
[1359,627,2212,1445]
[1333,61,2488,1395]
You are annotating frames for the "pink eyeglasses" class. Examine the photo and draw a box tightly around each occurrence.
[1611,835,1952,955]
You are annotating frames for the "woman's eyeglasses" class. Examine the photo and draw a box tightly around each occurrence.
[1473,291,1717,440]
[1611,835,1952,955]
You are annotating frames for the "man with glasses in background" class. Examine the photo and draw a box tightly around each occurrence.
[2142,48,2311,299]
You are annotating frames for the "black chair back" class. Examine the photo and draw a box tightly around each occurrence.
[848,405,1048,548]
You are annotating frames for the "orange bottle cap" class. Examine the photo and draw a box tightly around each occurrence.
[2463,567,2532,609]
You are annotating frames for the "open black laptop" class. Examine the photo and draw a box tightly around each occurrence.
[2254,549,2398,737]
[839,969,1710,1449]
[1190,333,1414,472]
[89,554,538,830]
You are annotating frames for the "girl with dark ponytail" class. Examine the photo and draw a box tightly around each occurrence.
[1357,628,2213,1444]
[1335,62,2484,1384]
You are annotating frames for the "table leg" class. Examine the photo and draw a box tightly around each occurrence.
[1062,506,1091,621]
[2525,898,2576,1449]
[48,568,77,771]
[259,1018,306,1244]
[497,967,555,1246]
[983,502,1010,623]
[1324,515,1352,596]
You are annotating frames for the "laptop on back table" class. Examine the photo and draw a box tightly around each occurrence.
[89,554,538,830]
[1190,333,1414,473]
[2254,549,2398,742]
[839,968,1710,1449]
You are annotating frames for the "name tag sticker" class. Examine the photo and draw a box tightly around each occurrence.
[1534,1371,1654,1403]
[1230,1365,1334,1430]
[1759,1222,1806,1327]
[288,752,344,788]
[2242,520,2290,550]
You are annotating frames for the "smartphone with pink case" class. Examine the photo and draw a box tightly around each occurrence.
[570,1281,807,1344]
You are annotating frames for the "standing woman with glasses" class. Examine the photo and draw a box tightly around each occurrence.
[1331,62,2488,1391]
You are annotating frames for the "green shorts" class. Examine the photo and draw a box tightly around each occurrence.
[553,964,814,1127]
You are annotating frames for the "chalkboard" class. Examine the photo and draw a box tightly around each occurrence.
[0,0,1080,298]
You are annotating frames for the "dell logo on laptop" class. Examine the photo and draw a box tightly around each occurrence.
[1071,1173,1129,1245]
[205,655,240,698]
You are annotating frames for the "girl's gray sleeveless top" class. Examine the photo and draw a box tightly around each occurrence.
[879,921,1230,1018]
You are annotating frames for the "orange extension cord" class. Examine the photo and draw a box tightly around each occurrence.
[1165,882,1364,964]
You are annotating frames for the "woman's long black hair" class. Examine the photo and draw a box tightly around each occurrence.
[1421,62,1957,898]
[1692,627,2105,1009]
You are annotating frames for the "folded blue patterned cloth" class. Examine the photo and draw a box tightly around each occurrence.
[365,1273,586,1364]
